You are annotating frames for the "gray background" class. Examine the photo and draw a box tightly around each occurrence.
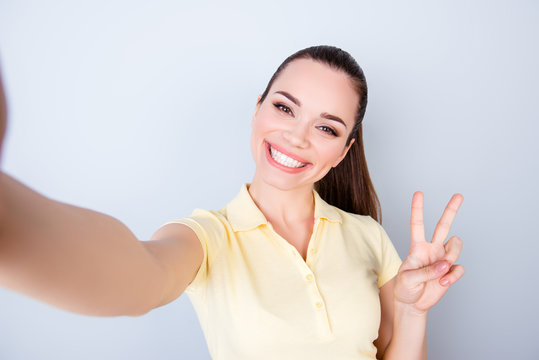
[0,0,537,359]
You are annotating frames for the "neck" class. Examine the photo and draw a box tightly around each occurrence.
[248,177,315,227]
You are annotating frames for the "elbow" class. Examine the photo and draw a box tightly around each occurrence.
[126,301,157,317]
[80,291,160,318]
[126,308,151,318]
[92,303,154,318]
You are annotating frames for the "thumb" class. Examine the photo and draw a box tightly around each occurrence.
[399,260,451,287]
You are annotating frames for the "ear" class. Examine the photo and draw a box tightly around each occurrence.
[332,138,355,168]
[251,95,262,127]
[255,95,262,113]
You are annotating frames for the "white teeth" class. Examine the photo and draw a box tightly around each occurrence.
[270,146,306,168]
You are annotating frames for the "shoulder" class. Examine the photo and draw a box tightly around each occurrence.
[181,208,231,238]
[335,207,384,235]
[314,189,382,235]
[331,207,394,255]
[161,207,232,251]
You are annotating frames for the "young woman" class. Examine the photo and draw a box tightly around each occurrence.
[0,46,464,360]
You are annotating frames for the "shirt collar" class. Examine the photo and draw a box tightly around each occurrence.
[226,183,342,232]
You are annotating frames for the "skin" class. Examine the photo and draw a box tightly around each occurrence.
[248,59,356,259]
[0,58,464,358]
[247,58,465,359]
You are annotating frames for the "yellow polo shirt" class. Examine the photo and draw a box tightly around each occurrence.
[162,184,402,360]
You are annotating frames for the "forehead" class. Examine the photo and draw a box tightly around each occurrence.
[269,58,359,126]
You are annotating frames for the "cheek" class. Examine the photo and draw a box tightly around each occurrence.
[250,127,259,158]
[250,117,266,160]
[251,113,277,138]
[321,144,349,167]
[250,119,263,147]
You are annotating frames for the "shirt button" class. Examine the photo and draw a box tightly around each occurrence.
[310,248,317,254]
[315,301,324,309]
[305,274,314,281]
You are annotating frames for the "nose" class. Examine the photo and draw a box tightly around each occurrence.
[283,121,309,148]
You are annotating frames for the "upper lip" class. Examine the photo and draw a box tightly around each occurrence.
[266,141,310,164]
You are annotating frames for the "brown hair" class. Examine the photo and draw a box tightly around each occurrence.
[257,45,381,222]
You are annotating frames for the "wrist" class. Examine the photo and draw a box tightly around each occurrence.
[385,300,428,360]
[394,300,429,319]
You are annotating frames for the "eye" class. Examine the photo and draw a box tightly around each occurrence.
[273,102,293,116]
[318,125,337,137]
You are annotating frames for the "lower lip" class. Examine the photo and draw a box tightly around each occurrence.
[264,142,311,174]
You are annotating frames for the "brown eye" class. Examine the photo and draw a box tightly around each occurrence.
[318,125,337,136]
[273,102,293,115]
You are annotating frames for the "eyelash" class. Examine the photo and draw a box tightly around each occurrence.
[318,126,337,136]
[274,102,293,115]
[272,102,338,137]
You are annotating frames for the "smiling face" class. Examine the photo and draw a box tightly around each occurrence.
[250,58,359,192]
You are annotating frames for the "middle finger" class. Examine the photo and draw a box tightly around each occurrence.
[432,194,463,245]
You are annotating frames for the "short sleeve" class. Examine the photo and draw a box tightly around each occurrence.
[160,209,224,293]
[376,224,403,288]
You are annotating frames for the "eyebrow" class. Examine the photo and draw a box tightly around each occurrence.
[273,90,347,128]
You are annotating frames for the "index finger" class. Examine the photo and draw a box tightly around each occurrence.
[432,193,464,245]
[410,191,426,243]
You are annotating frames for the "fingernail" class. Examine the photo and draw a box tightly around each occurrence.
[436,261,449,273]
[440,278,450,286]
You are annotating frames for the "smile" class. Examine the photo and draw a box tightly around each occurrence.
[270,146,306,168]
[264,141,311,173]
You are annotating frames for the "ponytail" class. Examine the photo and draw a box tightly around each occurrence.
[258,45,381,222]
[314,125,381,222]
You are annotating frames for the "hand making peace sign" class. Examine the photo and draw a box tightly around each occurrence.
[394,192,466,314]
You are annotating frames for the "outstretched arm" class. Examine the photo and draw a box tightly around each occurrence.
[377,192,465,360]
[0,69,203,317]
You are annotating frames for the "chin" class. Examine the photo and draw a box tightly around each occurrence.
[253,168,315,193]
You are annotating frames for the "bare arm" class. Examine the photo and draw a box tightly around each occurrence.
[0,172,158,316]
[144,223,204,307]
[376,192,465,360]
[374,278,397,359]
[375,278,427,360]
[0,72,203,317]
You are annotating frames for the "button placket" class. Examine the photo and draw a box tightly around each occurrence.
[305,219,322,266]
[302,219,326,311]
[303,272,325,310]
[267,217,330,330]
